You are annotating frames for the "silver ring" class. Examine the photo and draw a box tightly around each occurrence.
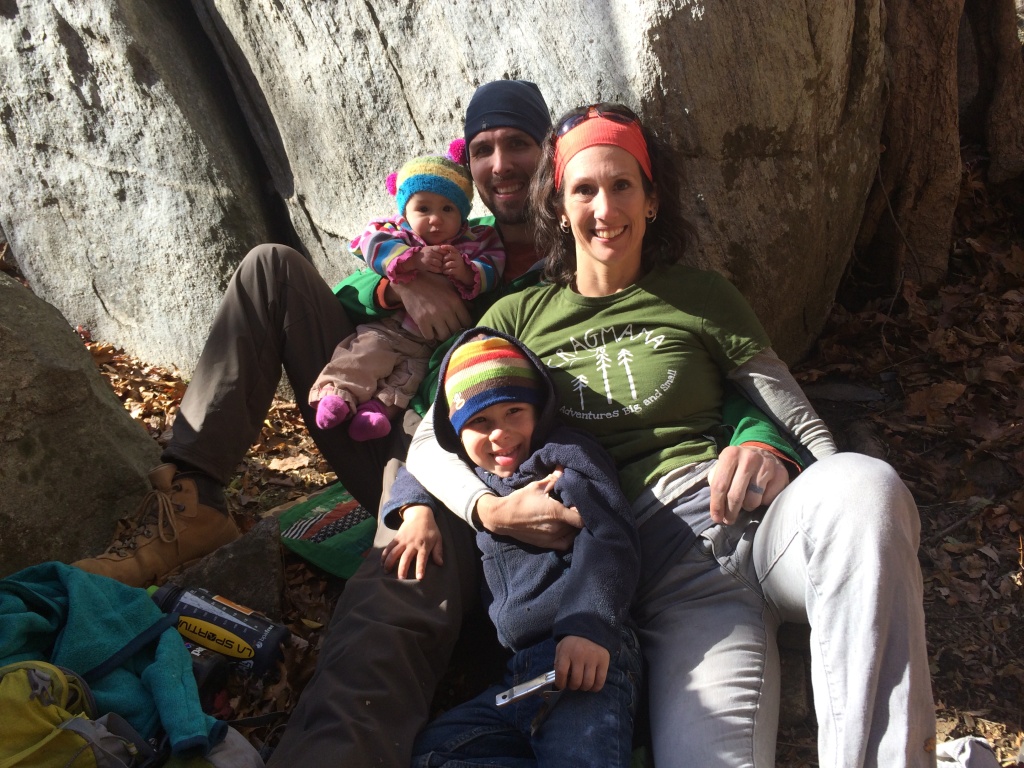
[746,482,765,494]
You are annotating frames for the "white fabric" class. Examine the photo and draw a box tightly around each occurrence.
[935,737,1000,767]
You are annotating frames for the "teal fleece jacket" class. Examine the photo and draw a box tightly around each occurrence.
[0,561,226,755]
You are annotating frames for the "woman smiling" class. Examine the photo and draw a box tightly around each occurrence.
[408,103,935,767]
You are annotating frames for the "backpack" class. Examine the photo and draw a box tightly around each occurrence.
[0,660,157,768]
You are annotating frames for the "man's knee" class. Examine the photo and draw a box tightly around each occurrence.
[233,242,308,286]
[242,242,304,267]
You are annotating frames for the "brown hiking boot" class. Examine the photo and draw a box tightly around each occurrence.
[73,463,240,588]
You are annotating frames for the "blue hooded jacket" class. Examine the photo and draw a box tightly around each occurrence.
[384,327,640,655]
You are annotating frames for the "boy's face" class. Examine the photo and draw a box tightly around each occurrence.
[459,401,537,478]
[405,191,463,245]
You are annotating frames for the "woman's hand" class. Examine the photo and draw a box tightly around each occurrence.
[554,635,610,692]
[381,505,444,580]
[390,272,472,341]
[708,445,791,525]
[474,469,584,551]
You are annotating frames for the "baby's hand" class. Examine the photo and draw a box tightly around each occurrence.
[554,636,610,693]
[416,246,447,274]
[441,249,474,285]
[381,505,444,580]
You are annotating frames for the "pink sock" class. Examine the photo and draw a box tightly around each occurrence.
[315,395,351,430]
[348,400,392,441]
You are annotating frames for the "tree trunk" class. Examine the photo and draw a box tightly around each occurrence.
[847,0,1024,304]
[851,0,965,297]
[959,0,1024,183]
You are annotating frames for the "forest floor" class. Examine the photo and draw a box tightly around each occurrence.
[10,144,1020,765]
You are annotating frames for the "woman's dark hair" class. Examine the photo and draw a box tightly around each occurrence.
[529,112,696,287]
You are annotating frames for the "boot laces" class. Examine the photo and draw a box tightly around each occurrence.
[105,486,182,555]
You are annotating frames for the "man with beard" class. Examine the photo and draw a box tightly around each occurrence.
[74,81,558,593]
[264,79,587,768]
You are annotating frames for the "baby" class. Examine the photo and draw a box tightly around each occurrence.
[309,143,505,440]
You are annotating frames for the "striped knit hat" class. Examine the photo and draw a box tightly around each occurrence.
[390,153,474,222]
[444,335,544,434]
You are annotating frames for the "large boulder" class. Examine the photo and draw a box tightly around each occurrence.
[3,1,896,361]
[0,274,160,577]
[0,1,273,375]
[191,0,887,360]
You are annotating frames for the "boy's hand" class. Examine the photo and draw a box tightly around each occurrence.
[554,636,610,693]
[381,505,444,580]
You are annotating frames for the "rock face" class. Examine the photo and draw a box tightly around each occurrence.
[0,274,160,578]
[1,0,890,365]
[191,0,887,360]
[0,2,273,376]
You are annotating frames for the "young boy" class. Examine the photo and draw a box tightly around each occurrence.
[381,328,641,767]
[309,147,505,440]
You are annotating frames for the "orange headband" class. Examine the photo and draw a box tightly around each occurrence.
[553,117,653,190]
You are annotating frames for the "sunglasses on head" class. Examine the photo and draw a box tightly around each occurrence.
[554,102,642,138]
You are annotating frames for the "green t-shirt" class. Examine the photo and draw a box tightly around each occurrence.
[481,262,771,500]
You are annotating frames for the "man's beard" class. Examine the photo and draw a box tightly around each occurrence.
[492,202,529,227]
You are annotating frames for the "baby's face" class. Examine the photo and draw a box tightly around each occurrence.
[405,191,462,245]
[459,401,537,478]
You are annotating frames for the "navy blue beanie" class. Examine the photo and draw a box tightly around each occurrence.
[464,80,552,147]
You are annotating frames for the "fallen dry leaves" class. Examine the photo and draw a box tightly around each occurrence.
[71,144,1023,766]
[784,144,1024,766]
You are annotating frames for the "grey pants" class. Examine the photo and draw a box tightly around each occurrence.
[166,244,480,766]
[163,243,395,507]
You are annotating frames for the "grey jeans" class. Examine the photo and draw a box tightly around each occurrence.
[635,453,936,768]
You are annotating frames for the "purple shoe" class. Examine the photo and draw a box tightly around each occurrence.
[348,400,392,441]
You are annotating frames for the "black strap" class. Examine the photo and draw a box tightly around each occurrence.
[80,612,180,685]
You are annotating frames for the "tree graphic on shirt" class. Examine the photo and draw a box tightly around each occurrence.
[596,346,613,404]
[617,348,637,400]
[549,325,672,415]
[572,375,589,409]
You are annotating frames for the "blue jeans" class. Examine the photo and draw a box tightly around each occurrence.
[412,626,642,767]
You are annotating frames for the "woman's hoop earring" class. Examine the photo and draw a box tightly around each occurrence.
[559,219,571,233]
[646,211,657,223]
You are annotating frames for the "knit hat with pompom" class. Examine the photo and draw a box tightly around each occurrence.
[386,139,473,221]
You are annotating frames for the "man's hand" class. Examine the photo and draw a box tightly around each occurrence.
[381,505,444,580]
[708,445,790,525]
[391,271,472,341]
[554,636,610,692]
[474,469,583,551]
